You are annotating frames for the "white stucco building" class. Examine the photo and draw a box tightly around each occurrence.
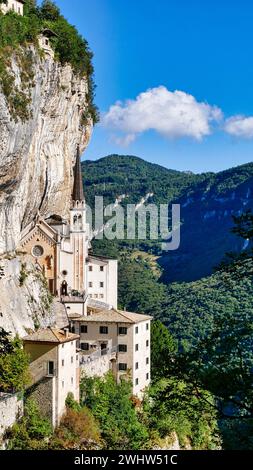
[20,146,152,397]
[70,309,151,397]
[0,0,24,15]
[23,327,80,427]
[87,255,118,308]
[38,29,57,59]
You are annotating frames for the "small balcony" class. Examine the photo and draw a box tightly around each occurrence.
[79,344,117,365]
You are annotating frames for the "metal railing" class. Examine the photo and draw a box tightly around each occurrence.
[80,346,117,364]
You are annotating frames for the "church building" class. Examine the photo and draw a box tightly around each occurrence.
[19,147,118,314]
[20,147,151,397]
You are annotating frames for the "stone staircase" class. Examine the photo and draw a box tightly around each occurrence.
[52,299,69,329]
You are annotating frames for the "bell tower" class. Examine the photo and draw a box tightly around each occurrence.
[70,146,89,292]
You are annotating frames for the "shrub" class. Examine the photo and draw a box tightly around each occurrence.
[0,332,30,393]
[6,399,52,450]
[51,407,101,450]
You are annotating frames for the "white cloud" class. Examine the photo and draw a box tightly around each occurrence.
[102,86,223,145]
[224,115,253,138]
[110,133,136,147]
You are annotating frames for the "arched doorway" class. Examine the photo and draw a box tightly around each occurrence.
[61,280,68,296]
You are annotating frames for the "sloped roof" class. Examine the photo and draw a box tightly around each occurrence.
[88,254,117,262]
[72,145,84,202]
[23,327,79,344]
[71,309,152,324]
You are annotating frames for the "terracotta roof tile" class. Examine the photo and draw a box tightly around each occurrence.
[23,328,79,344]
[71,309,152,324]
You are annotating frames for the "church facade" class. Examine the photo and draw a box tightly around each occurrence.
[19,147,118,313]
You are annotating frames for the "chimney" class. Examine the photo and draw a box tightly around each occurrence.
[64,328,69,338]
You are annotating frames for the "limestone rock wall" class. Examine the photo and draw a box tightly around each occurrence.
[0,393,23,442]
[0,45,92,254]
[0,255,56,337]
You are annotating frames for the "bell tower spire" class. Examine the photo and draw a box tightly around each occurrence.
[69,145,88,293]
[72,145,84,202]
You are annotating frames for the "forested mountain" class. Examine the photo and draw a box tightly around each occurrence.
[82,155,253,448]
[83,155,253,282]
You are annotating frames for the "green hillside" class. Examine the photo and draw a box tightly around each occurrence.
[83,155,253,282]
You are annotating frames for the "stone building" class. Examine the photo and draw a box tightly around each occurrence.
[0,0,24,16]
[23,327,79,427]
[38,29,57,59]
[70,309,152,397]
[20,147,151,396]
[19,147,118,314]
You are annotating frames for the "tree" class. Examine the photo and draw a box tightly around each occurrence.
[80,373,148,450]
[0,327,14,354]
[232,209,253,240]
[144,378,220,449]
[51,407,102,450]
[39,0,60,21]
[6,399,52,450]
[0,330,30,392]
[179,311,253,420]
[151,320,176,381]
[23,0,38,16]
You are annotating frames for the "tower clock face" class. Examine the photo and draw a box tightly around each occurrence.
[32,245,44,258]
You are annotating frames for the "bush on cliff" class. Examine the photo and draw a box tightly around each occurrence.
[0,328,30,393]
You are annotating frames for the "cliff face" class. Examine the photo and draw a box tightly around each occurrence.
[0,45,92,254]
[0,255,56,337]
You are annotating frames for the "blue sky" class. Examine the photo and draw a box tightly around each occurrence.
[52,0,253,173]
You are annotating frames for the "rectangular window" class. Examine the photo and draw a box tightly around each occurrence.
[135,344,139,352]
[146,323,149,331]
[135,378,139,386]
[71,377,74,385]
[135,362,139,370]
[71,356,74,364]
[100,294,104,299]
[62,381,64,388]
[100,282,104,288]
[81,343,89,351]
[48,361,54,376]
[146,340,149,347]
[81,325,88,333]
[135,326,139,334]
[119,363,127,371]
[61,359,64,367]
[100,326,108,334]
[146,357,149,365]
[118,327,127,335]
[146,373,149,381]
[100,266,104,272]
[89,282,93,288]
[89,266,93,271]
[118,344,127,353]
